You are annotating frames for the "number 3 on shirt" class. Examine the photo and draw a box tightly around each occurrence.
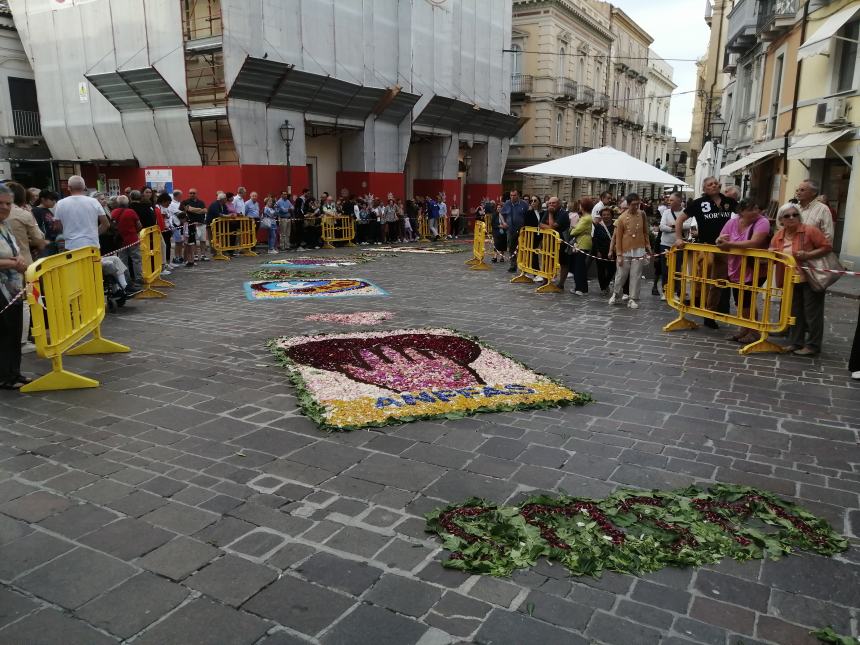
[700,201,712,214]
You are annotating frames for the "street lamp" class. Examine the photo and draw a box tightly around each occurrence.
[709,113,727,145]
[279,120,296,194]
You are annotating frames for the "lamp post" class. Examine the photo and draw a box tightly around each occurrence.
[279,120,296,195]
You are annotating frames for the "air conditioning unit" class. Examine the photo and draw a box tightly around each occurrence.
[815,97,850,128]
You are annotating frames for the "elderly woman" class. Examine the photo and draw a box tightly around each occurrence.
[769,202,832,356]
[716,199,772,343]
[0,185,32,389]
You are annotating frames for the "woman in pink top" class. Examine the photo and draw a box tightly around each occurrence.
[716,199,771,343]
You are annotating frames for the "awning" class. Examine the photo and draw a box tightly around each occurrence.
[718,150,780,176]
[787,128,853,160]
[87,68,186,112]
[413,95,521,138]
[797,4,860,61]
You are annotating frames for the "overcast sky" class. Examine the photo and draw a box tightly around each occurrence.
[611,0,711,141]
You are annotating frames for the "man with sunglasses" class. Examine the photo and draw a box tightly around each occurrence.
[180,188,209,261]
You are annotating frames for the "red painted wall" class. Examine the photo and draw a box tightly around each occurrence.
[337,171,405,200]
[81,164,309,202]
[464,183,503,210]
[413,178,462,204]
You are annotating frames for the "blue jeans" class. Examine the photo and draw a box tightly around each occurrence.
[268,223,278,251]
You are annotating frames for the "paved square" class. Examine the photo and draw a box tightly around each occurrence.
[0,247,858,644]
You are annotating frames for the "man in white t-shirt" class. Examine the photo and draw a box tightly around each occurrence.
[232,187,247,216]
[437,195,448,238]
[54,176,109,250]
[592,191,613,219]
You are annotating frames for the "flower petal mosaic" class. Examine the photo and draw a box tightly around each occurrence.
[304,311,394,325]
[260,255,370,269]
[245,278,387,300]
[270,328,589,430]
[367,246,465,254]
[426,485,848,578]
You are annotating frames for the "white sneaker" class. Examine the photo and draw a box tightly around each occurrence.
[622,294,630,301]
[660,294,666,301]
[570,289,584,296]
[608,294,617,305]
[21,342,36,354]
[852,370,860,381]
[534,277,545,284]
[162,268,172,276]
[267,249,278,254]
[628,300,639,309]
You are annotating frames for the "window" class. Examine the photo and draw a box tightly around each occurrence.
[835,20,859,93]
[555,112,563,144]
[575,117,582,149]
[511,44,522,76]
[596,62,603,91]
[8,77,40,137]
[740,62,753,117]
[558,47,565,78]
[578,58,586,85]
[511,110,521,144]
[591,122,599,148]
[769,53,784,139]
[614,80,620,106]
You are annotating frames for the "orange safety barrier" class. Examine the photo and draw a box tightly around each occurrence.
[664,244,800,354]
[21,247,130,393]
[137,225,174,299]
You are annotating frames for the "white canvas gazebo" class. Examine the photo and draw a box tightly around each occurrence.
[516,146,692,189]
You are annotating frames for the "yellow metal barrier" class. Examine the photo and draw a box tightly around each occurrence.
[663,244,799,354]
[418,216,430,241]
[510,227,562,293]
[465,220,490,270]
[21,247,130,393]
[321,215,356,248]
[137,225,174,299]
[437,215,449,239]
[210,216,258,260]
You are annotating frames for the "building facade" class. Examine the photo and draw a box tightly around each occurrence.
[8,0,517,207]
[711,0,859,267]
[504,0,613,200]
[641,50,676,184]
[0,0,50,187]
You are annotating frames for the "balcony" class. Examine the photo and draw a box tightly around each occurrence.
[511,74,533,94]
[11,110,41,138]
[758,0,798,41]
[574,84,594,108]
[591,92,609,113]
[556,77,577,99]
[726,0,758,53]
[650,121,659,134]
[610,105,628,123]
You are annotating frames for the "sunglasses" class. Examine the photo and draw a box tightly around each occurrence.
[781,213,799,219]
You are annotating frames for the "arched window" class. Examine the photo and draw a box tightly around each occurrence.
[555,112,563,144]
[558,47,565,78]
[613,80,620,106]
[511,44,522,76]
[591,122,599,148]
[578,58,586,85]
[575,117,582,149]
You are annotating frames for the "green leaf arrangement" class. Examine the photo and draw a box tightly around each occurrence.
[812,627,860,645]
[426,485,848,578]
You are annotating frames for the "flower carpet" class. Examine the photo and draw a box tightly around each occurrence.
[244,278,387,300]
[426,485,848,578]
[260,256,367,269]
[251,269,328,280]
[367,246,465,254]
[304,311,394,325]
[270,328,589,430]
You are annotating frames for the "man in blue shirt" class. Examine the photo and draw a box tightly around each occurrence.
[275,191,293,252]
[500,190,528,272]
[426,195,440,240]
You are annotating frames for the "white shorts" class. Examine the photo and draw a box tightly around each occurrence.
[195,224,207,243]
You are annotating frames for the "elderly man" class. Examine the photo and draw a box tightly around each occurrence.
[795,179,834,242]
[54,176,110,250]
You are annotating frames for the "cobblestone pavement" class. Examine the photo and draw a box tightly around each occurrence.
[1,246,858,645]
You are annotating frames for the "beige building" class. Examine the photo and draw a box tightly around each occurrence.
[504,0,614,199]
[641,49,677,194]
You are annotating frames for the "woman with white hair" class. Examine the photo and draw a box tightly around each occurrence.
[0,184,32,389]
[769,202,832,357]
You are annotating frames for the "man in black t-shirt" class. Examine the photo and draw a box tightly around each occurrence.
[672,177,737,327]
[181,189,208,260]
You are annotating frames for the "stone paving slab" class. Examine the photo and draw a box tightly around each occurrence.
[0,247,858,644]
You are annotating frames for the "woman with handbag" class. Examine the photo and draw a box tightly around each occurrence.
[769,203,833,357]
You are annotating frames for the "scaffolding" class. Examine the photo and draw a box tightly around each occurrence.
[182,0,222,41]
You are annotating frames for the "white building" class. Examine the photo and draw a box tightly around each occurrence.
[641,49,676,185]
[0,0,50,186]
[8,0,517,206]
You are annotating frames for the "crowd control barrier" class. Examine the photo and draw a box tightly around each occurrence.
[510,227,562,293]
[465,220,491,270]
[137,226,174,299]
[663,244,799,355]
[418,216,431,241]
[210,216,258,260]
[21,247,130,393]
[437,215,450,239]
[322,215,356,248]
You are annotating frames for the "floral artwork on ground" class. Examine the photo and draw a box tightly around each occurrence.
[252,269,329,280]
[367,246,465,254]
[244,279,387,300]
[425,485,848,578]
[304,311,394,325]
[269,328,589,430]
[260,255,372,269]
